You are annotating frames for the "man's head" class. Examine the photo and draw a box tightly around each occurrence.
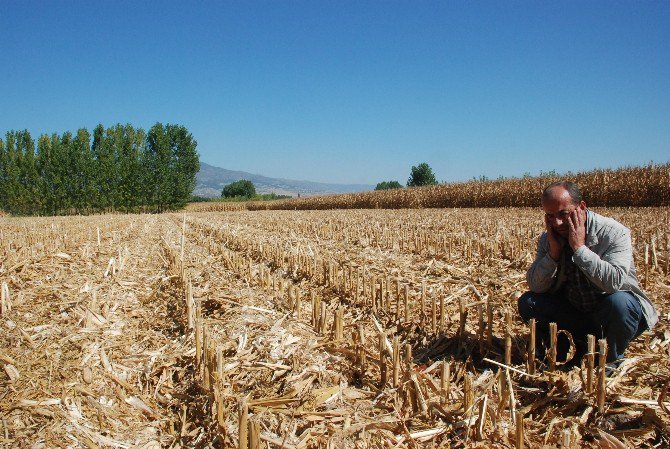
[541,181,586,237]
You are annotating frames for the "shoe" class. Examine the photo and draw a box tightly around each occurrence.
[605,360,622,377]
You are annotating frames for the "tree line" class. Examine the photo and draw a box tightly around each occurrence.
[0,123,199,216]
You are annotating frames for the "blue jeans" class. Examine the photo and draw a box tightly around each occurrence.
[517,290,645,363]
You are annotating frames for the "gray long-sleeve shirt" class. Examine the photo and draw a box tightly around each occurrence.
[526,209,658,330]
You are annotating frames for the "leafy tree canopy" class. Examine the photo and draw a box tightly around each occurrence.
[0,123,198,215]
[375,180,403,190]
[222,179,256,198]
[407,162,438,187]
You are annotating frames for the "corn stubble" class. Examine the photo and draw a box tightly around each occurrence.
[0,204,669,448]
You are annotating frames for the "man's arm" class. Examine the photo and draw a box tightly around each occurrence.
[572,229,632,293]
[526,232,560,293]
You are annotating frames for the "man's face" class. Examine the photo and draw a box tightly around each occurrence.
[541,187,585,238]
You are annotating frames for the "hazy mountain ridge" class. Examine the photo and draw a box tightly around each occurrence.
[195,162,374,198]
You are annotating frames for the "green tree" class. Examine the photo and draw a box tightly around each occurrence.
[146,123,174,211]
[0,136,7,212]
[51,133,71,214]
[0,130,40,215]
[375,180,402,190]
[36,134,55,214]
[407,162,438,187]
[16,130,39,215]
[144,122,199,210]
[70,128,95,213]
[92,124,118,210]
[222,179,256,198]
[111,124,145,211]
[167,124,199,208]
[2,132,21,214]
[59,132,77,213]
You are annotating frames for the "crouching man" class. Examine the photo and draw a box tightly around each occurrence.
[518,181,658,371]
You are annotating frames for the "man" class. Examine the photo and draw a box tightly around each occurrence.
[518,181,658,370]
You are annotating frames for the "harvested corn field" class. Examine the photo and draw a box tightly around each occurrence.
[1,208,669,448]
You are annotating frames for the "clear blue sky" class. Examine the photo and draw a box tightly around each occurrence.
[1,1,668,185]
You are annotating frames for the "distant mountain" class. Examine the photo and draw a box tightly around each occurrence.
[194,162,374,198]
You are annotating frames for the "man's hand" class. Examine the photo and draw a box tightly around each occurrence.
[544,215,564,261]
[568,208,586,251]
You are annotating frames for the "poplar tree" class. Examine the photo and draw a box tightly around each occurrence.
[115,124,145,211]
[167,124,199,208]
[146,123,172,211]
[72,128,95,212]
[92,124,117,211]
[2,132,21,214]
[16,130,39,215]
[0,138,6,211]
[59,132,76,213]
[52,133,71,214]
[36,134,55,214]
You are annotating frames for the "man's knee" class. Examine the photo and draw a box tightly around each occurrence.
[594,291,643,336]
[596,291,640,319]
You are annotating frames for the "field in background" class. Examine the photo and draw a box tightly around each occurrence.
[186,163,670,213]
[1,207,668,448]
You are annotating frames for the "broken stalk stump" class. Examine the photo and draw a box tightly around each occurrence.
[392,336,400,388]
[311,291,319,329]
[463,372,474,415]
[379,330,388,388]
[515,412,524,449]
[358,324,366,380]
[586,334,595,395]
[440,360,450,405]
[458,297,467,338]
[440,294,446,333]
[477,302,485,354]
[405,343,413,371]
[528,318,536,376]
[239,397,249,449]
[186,277,194,329]
[295,289,301,320]
[1,282,12,317]
[548,322,558,371]
[486,299,493,346]
[249,420,260,449]
[420,281,426,322]
[216,386,225,437]
[319,302,327,335]
[403,284,409,323]
[598,338,608,412]
[196,322,203,367]
[505,310,512,366]
[431,288,437,333]
[334,307,344,342]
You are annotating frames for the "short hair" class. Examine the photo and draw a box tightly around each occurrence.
[542,181,582,205]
